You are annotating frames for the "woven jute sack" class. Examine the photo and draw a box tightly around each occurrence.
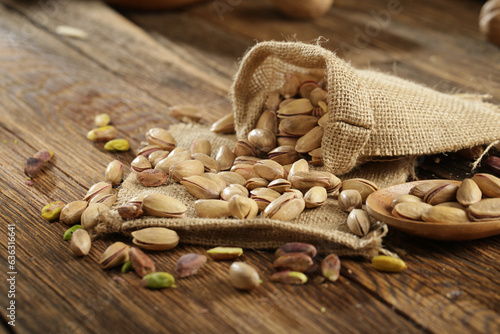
[232,41,500,175]
[95,123,410,258]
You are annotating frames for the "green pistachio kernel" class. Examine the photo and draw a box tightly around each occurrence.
[41,201,66,221]
[121,261,132,273]
[104,139,130,152]
[141,272,176,289]
[63,225,82,241]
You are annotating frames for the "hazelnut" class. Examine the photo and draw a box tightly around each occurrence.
[480,0,500,46]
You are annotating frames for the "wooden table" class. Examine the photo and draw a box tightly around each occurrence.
[1,0,499,333]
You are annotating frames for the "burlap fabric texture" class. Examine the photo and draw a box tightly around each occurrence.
[232,41,500,175]
[95,123,410,258]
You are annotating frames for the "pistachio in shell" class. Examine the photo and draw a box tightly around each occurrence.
[228,195,259,219]
[180,175,221,199]
[131,227,180,251]
[194,200,231,218]
[142,194,187,218]
[304,186,327,208]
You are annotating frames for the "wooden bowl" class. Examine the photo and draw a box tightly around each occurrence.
[365,180,500,241]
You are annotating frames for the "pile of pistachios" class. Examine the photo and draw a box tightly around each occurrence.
[392,174,500,222]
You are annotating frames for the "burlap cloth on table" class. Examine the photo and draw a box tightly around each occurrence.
[96,123,410,258]
[94,41,500,258]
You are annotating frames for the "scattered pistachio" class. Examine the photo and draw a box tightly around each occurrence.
[321,254,341,282]
[271,271,308,285]
[371,255,407,272]
[60,200,88,225]
[87,125,117,142]
[70,229,91,256]
[95,113,111,127]
[273,253,314,272]
[141,272,176,289]
[229,262,260,291]
[63,224,82,241]
[41,201,66,221]
[99,242,130,269]
[104,139,130,152]
[207,247,243,260]
[129,247,156,278]
[275,242,317,258]
[105,160,123,186]
[131,227,180,251]
[121,261,133,273]
[176,253,207,278]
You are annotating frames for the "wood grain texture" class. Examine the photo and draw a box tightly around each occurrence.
[0,0,499,333]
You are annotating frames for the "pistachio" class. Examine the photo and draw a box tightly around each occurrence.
[346,209,371,236]
[245,178,269,190]
[168,105,202,122]
[131,155,153,173]
[148,150,170,168]
[24,157,45,177]
[233,156,261,166]
[471,173,500,198]
[131,227,180,251]
[409,181,447,199]
[278,115,318,136]
[141,272,176,289]
[250,187,282,211]
[291,171,341,193]
[295,126,323,154]
[273,253,314,272]
[218,171,247,186]
[253,159,285,181]
[338,190,363,212]
[176,253,207,278]
[268,178,292,193]
[81,203,110,230]
[270,271,308,285]
[299,80,322,99]
[87,125,117,142]
[137,145,162,157]
[341,178,378,202]
[268,145,300,165]
[89,193,117,208]
[308,147,323,166]
[317,113,329,127]
[63,224,82,241]
[94,113,111,127]
[146,128,176,151]
[276,134,299,147]
[99,242,130,269]
[118,203,143,219]
[154,151,191,173]
[275,242,317,258]
[190,139,211,156]
[422,206,469,223]
[304,186,327,208]
[248,128,276,153]
[192,153,220,174]
[435,202,467,210]
[233,140,258,157]
[105,160,123,186]
[391,194,422,209]
[200,173,227,193]
[309,87,327,107]
[129,247,156,278]
[256,109,278,133]
[60,201,88,225]
[424,183,459,205]
[230,164,260,180]
[468,198,500,221]
[169,160,205,182]
[392,202,433,221]
[181,175,221,199]
[279,74,300,98]
[279,98,295,109]
[34,148,53,162]
[371,255,407,272]
[121,261,133,273]
[263,192,305,221]
[322,254,341,282]
[287,159,309,182]
[142,194,187,218]
[168,147,189,156]
[286,188,303,197]
[228,195,259,219]
[210,113,235,134]
[485,156,500,176]
[207,247,243,260]
[83,182,112,202]
[221,184,249,201]
[41,201,66,221]
[265,90,281,111]
[456,178,482,205]
[194,199,231,218]
[70,229,91,257]
[104,139,130,152]
[229,262,260,291]
[136,169,168,187]
[277,98,313,117]
[215,145,236,171]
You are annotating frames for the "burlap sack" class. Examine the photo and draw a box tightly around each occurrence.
[232,41,500,175]
[95,123,410,258]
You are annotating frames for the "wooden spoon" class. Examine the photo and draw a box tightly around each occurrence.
[365,180,500,241]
